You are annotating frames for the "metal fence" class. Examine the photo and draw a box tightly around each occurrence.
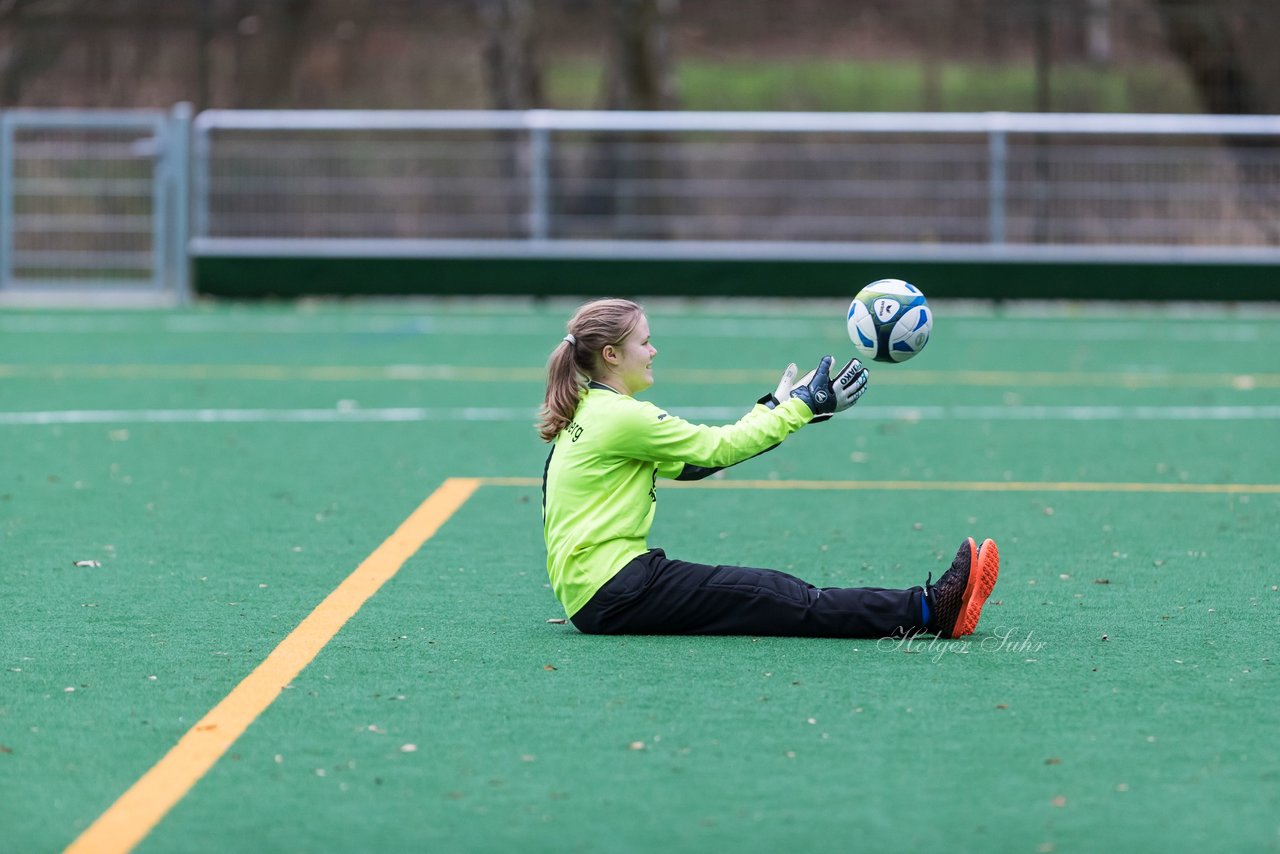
[4,107,1280,300]
[190,110,1280,264]
[0,105,189,300]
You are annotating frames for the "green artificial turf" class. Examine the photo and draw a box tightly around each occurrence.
[1,299,1277,853]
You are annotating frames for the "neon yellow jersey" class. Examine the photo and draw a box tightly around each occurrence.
[542,383,813,617]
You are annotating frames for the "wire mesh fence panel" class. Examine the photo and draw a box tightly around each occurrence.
[192,111,1280,259]
[203,130,533,239]
[544,134,993,242]
[4,122,164,288]
[1003,137,1280,246]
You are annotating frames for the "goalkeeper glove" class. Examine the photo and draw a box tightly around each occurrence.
[790,356,869,421]
[758,362,799,409]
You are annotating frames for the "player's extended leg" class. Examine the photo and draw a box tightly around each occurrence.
[571,539,999,639]
[571,548,921,637]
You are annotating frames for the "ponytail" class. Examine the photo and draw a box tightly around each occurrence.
[538,340,584,441]
[537,298,644,442]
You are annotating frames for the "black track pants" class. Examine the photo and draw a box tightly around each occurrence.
[571,549,925,638]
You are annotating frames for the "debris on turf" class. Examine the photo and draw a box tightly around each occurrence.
[72,560,101,568]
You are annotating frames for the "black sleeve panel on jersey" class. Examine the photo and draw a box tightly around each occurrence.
[674,463,722,481]
[541,445,555,515]
[673,440,782,481]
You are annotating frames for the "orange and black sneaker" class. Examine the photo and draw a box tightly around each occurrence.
[926,537,1001,638]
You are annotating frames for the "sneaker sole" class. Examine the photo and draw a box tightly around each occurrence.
[940,537,977,638]
[952,538,999,637]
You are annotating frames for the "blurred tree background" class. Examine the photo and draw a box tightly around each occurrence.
[0,0,1276,114]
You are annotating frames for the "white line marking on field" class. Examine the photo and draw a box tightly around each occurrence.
[1,313,1277,341]
[3,363,1279,389]
[0,315,825,338]
[3,404,1280,426]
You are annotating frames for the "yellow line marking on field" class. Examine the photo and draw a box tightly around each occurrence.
[480,476,548,487]
[64,477,481,854]
[479,476,1280,494]
[3,363,1279,389]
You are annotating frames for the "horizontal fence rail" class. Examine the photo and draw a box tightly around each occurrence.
[190,109,1280,264]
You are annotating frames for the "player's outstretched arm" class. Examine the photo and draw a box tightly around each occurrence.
[679,362,794,480]
[674,362,811,481]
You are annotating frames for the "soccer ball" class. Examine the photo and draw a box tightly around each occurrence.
[846,279,932,363]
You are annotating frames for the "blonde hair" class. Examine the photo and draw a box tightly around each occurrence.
[537,298,645,442]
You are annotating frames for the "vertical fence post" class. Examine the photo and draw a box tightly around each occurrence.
[988,124,1008,245]
[168,102,193,304]
[191,112,211,243]
[0,112,12,291]
[528,112,550,241]
[149,113,168,295]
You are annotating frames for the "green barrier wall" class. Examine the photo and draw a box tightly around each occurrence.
[195,256,1279,301]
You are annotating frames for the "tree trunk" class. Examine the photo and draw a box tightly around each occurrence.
[1153,0,1280,243]
[194,0,217,111]
[0,0,78,106]
[1152,0,1256,114]
[578,0,682,239]
[1032,0,1052,243]
[601,0,679,112]
[477,0,542,110]
[232,0,315,108]
[476,0,543,237]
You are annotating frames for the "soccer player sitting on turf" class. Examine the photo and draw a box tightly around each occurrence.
[538,298,999,638]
